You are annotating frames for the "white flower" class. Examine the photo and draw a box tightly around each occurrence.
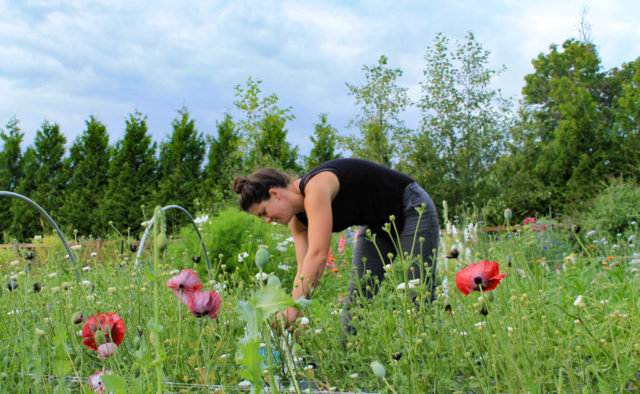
[237,252,249,262]
[90,252,98,258]
[396,282,415,291]
[276,243,288,252]
[277,264,292,271]
[7,310,19,315]
[82,280,92,286]
[220,353,230,359]
[255,272,268,281]
[349,373,358,379]
[630,259,640,265]
[314,329,322,334]
[238,380,251,388]
[628,234,635,242]
[141,220,152,227]
[631,221,638,226]
[194,214,209,224]
[586,230,596,237]
[384,264,392,271]
[573,295,584,307]
[409,278,421,286]
[9,260,19,267]
[214,282,227,291]
[48,273,57,278]
[71,244,82,250]
[82,266,91,271]
[284,236,294,243]
[34,235,42,240]
[169,270,180,275]
[299,317,310,326]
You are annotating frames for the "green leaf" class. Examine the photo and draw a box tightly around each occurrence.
[52,343,72,376]
[101,373,128,393]
[237,337,265,391]
[294,296,312,309]
[145,262,156,281]
[253,282,294,320]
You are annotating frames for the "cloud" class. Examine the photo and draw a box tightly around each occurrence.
[1,0,639,156]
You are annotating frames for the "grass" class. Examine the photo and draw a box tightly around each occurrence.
[1,207,639,392]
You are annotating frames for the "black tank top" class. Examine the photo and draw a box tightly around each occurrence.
[295,158,414,235]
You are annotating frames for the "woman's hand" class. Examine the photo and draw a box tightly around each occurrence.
[273,306,300,330]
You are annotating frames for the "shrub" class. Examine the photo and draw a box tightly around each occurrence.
[575,178,640,239]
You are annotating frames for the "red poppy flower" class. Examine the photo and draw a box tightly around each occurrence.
[455,260,506,295]
[88,370,113,392]
[166,269,203,304]
[82,312,125,352]
[186,290,222,319]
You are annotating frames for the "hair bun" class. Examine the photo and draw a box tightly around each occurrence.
[233,176,248,194]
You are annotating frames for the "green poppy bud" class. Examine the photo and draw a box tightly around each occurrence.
[156,232,168,252]
[255,247,269,271]
[93,328,106,346]
[72,311,84,325]
[370,360,386,378]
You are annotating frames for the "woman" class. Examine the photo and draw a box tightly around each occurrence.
[233,158,439,334]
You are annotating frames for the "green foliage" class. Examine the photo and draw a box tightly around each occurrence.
[59,116,111,237]
[234,77,296,170]
[155,107,205,215]
[99,112,157,236]
[172,205,297,284]
[400,33,513,217]
[0,117,24,241]
[305,113,341,171]
[202,114,243,209]
[342,55,410,166]
[10,121,68,240]
[249,113,300,172]
[575,178,640,239]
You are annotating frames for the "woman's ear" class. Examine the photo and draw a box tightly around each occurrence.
[269,188,281,199]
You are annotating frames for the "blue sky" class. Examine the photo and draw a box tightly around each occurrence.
[1,0,639,156]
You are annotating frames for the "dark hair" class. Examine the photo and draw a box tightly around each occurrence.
[233,168,291,211]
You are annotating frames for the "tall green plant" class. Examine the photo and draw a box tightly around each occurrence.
[342,55,410,166]
[401,33,512,215]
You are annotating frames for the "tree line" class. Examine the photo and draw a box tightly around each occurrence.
[1,33,639,241]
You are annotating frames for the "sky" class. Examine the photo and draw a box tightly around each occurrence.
[1,0,639,157]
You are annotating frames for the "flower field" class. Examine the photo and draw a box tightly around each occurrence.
[1,205,639,393]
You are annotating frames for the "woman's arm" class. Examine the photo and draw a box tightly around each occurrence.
[289,216,308,274]
[282,172,338,325]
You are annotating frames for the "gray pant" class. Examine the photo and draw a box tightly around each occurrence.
[341,183,440,335]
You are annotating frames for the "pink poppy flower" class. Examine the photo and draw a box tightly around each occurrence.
[455,260,507,295]
[88,370,113,392]
[186,290,222,319]
[97,343,118,359]
[81,312,125,353]
[166,269,203,304]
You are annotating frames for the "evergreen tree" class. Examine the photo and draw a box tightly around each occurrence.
[10,121,68,240]
[155,107,205,214]
[99,112,157,235]
[59,116,111,236]
[203,114,243,208]
[249,113,301,173]
[306,113,341,170]
[342,55,410,166]
[0,117,24,241]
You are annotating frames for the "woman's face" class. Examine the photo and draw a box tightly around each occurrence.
[248,191,292,225]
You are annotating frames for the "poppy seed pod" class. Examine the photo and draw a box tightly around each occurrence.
[156,232,169,252]
[255,247,269,271]
[504,208,512,221]
[72,311,84,325]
